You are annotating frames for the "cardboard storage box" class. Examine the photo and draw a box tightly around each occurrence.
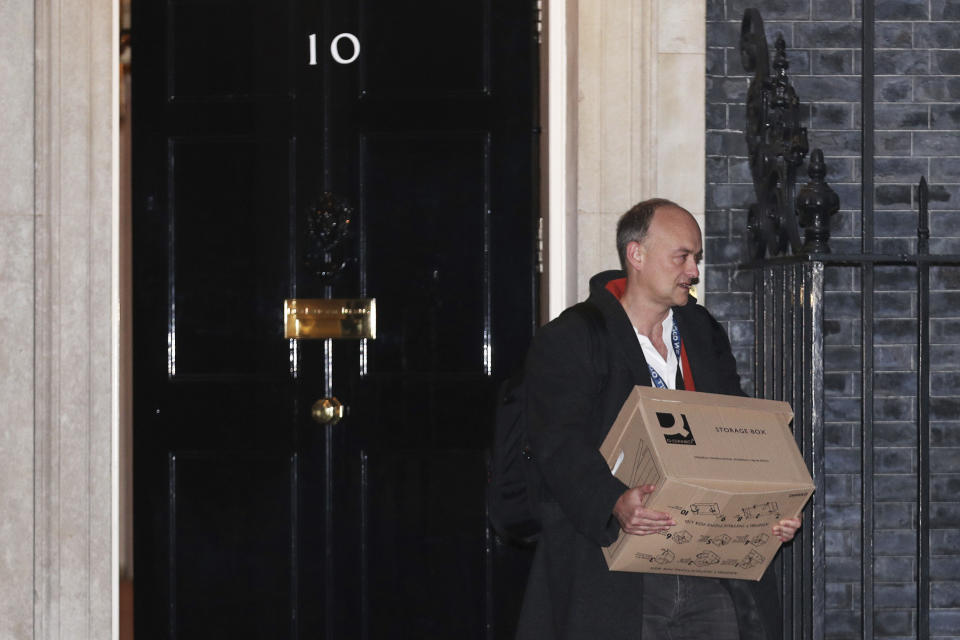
[599,386,814,581]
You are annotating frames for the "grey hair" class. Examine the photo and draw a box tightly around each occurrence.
[615,198,684,269]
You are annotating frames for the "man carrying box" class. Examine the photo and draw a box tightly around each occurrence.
[515,199,801,640]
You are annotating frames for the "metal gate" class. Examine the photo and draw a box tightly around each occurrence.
[739,7,960,639]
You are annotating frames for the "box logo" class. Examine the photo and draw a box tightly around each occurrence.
[656,411,696,445]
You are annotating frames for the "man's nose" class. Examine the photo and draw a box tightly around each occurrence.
[687,257,700,279]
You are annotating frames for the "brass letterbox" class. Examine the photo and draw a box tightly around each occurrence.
[284,298,376,340]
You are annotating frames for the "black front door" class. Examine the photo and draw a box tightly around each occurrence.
[133,2,538,638]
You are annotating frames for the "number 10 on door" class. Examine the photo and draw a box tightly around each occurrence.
[308,33,361,65]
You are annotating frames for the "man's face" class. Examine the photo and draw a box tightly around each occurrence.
[631,206,703,309]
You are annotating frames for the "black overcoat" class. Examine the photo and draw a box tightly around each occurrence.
[515,270,782,640]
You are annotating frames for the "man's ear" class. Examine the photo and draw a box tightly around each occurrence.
[625,240,645,271]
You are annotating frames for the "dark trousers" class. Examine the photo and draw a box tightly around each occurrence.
[641,573,739,640]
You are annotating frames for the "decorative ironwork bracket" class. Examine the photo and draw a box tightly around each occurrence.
[304,192,354,284]
[740,9,839,258]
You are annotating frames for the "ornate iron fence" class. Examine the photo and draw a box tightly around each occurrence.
[739,7,960,640]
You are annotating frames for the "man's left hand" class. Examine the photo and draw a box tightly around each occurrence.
[773,516,802,543]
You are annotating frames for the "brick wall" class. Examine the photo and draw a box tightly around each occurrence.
[706,0,960,637]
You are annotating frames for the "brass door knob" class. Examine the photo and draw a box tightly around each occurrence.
[311,397,346,425]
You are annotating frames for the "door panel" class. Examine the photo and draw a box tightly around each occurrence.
[168,0,295,100]
[363,449,489,637]
[361,132,489,373]
[171,453,296,638]
[135,1,537,637]
[169,137,294,376]
[360,0,488,96]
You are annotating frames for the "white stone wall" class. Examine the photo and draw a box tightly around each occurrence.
[1,0,37,636]
[574,0,706,302]
[1,0,117,637]
[548,0,706,310]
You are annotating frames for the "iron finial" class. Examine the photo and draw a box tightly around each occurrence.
[796,149,840,254]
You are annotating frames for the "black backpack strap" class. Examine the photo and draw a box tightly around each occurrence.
[569,301,610,390]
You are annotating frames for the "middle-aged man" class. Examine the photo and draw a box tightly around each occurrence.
[515,198,802,640]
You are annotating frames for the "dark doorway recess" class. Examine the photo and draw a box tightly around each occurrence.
[132,2,539,638]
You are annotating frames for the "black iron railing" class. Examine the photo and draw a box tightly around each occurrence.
[739,6,960,640]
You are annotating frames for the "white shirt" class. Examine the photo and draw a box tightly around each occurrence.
[634,309,679,390]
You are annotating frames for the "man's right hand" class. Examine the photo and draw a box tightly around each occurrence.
[613,485,676,535]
